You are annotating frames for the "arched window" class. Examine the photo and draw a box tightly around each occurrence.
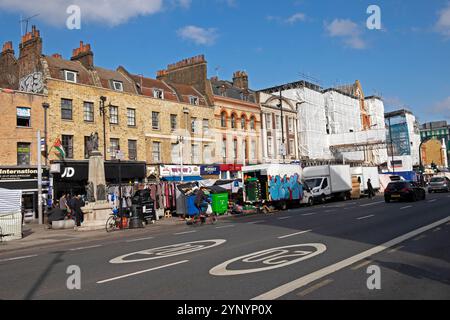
[241,116,247,130]
[250,116,256,130]
[221,112,227,128]
[231,114,237,129]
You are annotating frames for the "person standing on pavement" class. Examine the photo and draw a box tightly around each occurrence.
[367,179,375,199]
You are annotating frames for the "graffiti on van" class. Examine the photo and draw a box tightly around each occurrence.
[268,173,303,201]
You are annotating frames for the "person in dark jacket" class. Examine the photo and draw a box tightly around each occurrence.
[71,195,85,227]
[367,179,375,199]
[194,187,210,217]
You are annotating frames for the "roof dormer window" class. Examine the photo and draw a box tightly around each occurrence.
[112,81,124,92]
[64,70,77,83]
[153,89,164,99]
[189,96,199,105]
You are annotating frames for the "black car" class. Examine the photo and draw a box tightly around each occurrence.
[384,181,426,203]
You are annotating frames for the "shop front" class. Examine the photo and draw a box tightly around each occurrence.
[160,165,203,182]
[0,167,49,220]
[200,165,221,180]
[219,164,243,180]
[51,161,147,199]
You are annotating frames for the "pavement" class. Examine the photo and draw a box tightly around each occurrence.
[0,193,449,300]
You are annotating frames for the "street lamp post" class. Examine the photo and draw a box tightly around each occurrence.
[42,103,49,167]
[100,96,107,158]
[278,89,286,163]
[388,117,395,173]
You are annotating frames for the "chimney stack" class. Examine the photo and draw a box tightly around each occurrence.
[233,71,248,90]
[2,41,14,56]
[71,41,94,69]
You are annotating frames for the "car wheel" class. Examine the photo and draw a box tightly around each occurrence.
[428,190,433,194]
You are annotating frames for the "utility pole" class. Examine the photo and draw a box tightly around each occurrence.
[279,88,286,163]
[179,136,184,182]
[388,117,395,173]
[37,130,43,225]
[42,103,49,167]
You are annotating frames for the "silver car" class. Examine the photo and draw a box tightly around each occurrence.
[428,176,450,193]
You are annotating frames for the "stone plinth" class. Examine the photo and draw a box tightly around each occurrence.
[89,151,107,202]
[78,201,112,231]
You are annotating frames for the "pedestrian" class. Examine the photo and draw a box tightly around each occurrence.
[194,187,210,221]
[71,195,85,228]
[367,179,375,199]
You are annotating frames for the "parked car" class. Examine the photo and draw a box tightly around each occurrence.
[384,181,426,203]
[428,176,450,193]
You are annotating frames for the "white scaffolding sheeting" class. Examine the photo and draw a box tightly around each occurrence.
[324,91,362,135]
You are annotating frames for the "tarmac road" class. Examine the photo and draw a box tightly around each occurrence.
[0,193,449,300]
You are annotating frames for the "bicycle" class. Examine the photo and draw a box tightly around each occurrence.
[106,211,129,233]
[186,213,218,226]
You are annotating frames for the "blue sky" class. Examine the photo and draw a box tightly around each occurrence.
[0,0,449,123]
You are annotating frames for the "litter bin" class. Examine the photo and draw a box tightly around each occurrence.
[186,195,199,217]
[208,186,229,215]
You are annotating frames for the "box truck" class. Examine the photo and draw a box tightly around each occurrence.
[351,167,381,196]
[303,165,352,203]
[242,164,313,209]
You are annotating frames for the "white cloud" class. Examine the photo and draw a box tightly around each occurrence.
[285,12,306,24]
[177,25,218,45]
[324,19,366,49]
[436,2,450,37]
[0,0,168,27]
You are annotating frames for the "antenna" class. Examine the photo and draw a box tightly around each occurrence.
[19,14,40,35]
[214,66,220,78]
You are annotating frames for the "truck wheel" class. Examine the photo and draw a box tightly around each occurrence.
[280,201,287,211]
[308,197,314,207]
[320,195,326,204]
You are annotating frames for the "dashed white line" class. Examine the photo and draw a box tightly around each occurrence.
[428,199,437,203]
[357,215,375,220]
[253,216,450,300]
[278,230,312,239]
[302,213,317,216]
[216,225,236,229]
[70,245,102,251]
[247,220,265,224]
[360,201,384,207]
[0,254,38,263]
[278,217,292,220]
[400,206,413,210]
[125,237,154,243]
[97,260,189,284]
[174,231,197,235]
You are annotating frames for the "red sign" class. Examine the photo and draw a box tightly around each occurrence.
[220,164,243,172]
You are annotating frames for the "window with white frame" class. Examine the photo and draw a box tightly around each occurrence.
[191,117,198,134]
[202,119,209,134]
[289,139,295,155]
[84,102,94,122]
[153,89,164,99]
[189,96,199,105]
[288,118,294,132]
[152,141,161,163]
[112,81,123,92]
[251,140,256,161]
[233,139,238,160]
[266,113,272,130]
[64,70,77,83]
[267,137,273,157]
[127,108,136,127]
[171,143,180,163]
[276,115,281,130]
[203,144,211,162]
[109,106,119,125]
[192,144,200,164]
[17,107,31,127]
[152,112,160,130]
[222,139,227,159]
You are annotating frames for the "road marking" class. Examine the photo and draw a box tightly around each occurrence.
[400,206,413,210]
[278,217,292,220]
[174,231,197,235]
[360,201,384,207]
[0,254,38,263]
[433,228,441,233]
[388,246,404,254]
[126,237,154,243]
[278,230,312,239]
[325,210,336,213]
[97,260,189,284]
[413,235,427,241]
[357,215,375,220]
[247,220,265,224]
[69,245,102,251]
[216,225,235,229]
[428,199,437,203]
[252,216,450,300]
[302,213,317,216]
[351,259,373,270]
[297,279,334,297]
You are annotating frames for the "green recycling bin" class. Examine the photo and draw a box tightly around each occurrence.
[211,193,229,215]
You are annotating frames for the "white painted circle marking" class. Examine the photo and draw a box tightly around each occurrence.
[210,243,326,276]
[110,239,226,264]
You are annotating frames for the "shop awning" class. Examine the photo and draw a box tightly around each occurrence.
[161,176,203,182]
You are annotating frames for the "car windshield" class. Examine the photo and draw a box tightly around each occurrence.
[305,178,323,188]
[431,177,445,183]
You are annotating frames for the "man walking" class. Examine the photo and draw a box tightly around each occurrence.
[367,179,375,199]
